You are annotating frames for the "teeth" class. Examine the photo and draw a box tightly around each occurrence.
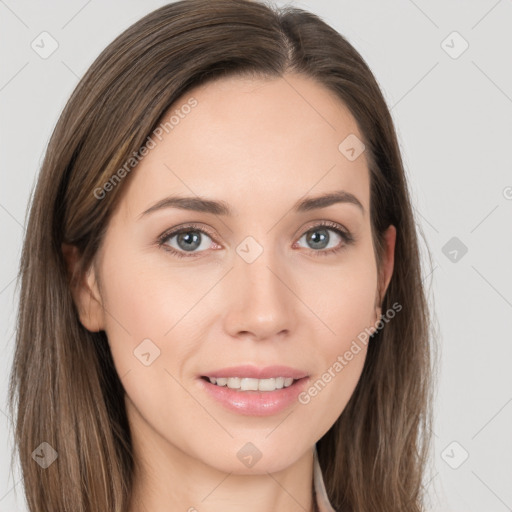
[207,376,296,391]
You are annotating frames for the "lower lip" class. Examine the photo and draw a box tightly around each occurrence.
[197,377,309,417]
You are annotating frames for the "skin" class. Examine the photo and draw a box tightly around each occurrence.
[67,72,395,512]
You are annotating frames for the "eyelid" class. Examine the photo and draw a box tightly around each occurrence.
[300,219,350,238]
[158,222,215,240]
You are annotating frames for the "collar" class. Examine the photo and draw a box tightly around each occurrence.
[313,445,337,512]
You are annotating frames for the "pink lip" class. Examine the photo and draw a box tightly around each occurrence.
[197,376,310,416]
[200,365,308,380]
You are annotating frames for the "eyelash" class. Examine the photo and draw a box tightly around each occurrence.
[156,221,355,259]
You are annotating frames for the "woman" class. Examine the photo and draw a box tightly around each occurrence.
[8,0,435,510]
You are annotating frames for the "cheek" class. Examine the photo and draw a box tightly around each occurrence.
[294,250,377,429]
[302,245,378,348]
[99,251,205,342]
[96,251,176,375]
[297,342,368,442]
[96,252,210,443]
[296,288,373,440]
[97,248,223,393]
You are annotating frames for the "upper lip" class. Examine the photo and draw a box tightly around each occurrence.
[201,365,308,380]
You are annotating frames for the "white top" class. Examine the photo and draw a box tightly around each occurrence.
[313,445,337,512]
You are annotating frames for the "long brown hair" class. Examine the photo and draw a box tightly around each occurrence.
[8,1,436,510]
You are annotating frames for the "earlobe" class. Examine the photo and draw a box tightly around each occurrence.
[61,243,105,332]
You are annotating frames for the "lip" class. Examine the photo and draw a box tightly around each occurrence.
[197,365,310,417]
[199,365,308,380]
[197,375,310,417]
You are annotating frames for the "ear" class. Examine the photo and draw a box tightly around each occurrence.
[61,243,105,332]
[374,224,396,320]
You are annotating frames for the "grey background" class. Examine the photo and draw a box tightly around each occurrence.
[1,1,511,510]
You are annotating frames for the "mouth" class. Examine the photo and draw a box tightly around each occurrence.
[197,373,310,416]
[199,375,305,392]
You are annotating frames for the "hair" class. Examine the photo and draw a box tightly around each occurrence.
[8,0,437,510]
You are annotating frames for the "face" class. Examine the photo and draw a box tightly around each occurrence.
[73,72,395,475]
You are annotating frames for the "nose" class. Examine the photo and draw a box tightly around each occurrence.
[222,243,298,341]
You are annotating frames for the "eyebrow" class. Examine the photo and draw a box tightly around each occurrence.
[139,190,365,218]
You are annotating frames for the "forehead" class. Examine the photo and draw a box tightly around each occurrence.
[119,72,370,220]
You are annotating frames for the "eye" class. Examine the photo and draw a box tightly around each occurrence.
[294,221,354,256]
[157,223,217,259]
